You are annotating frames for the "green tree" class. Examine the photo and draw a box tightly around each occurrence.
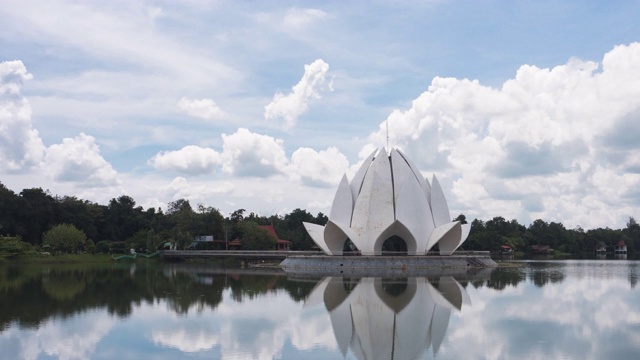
[106,195,147,241]
[624,217,640,252]
[453,214,468,224]
[55,196,100,241]
[314,212,328,225]
[245,211,271,225]
[0,236,34,258]
[173,230,193,250]
[145,230,161,252]
[85,239,97,254]
[239,221,276,250]
[465,217,525,251]
[194,205,225,239]
[19,188,56,245]
[627,217,640,232]
[0,183,22,237]
[43,224,87,253]
[166,199,196,235]
[229,209,246,223]
[279,208,316,250]
[126,229,151,252]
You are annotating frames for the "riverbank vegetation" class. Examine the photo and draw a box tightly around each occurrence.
[462,215,639,254]
[1,182,638,258]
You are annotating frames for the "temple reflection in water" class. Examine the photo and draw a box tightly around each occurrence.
[305,275,472,359]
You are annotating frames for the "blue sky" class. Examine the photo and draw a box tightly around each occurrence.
[1,0,639,229]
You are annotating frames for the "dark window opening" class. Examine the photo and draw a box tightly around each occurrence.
[381,235,408,255]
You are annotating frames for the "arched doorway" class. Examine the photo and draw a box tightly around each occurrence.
[381,235,408,255]
[343,238,359,255]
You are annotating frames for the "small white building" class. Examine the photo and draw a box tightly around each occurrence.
[194,235,214,242]
[614,240,627,253]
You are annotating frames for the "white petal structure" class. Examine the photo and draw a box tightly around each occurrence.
[303,147,468,255]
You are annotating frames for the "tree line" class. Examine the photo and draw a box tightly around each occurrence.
[0,182,326,255]
[1,182,638,255]
[458,214,640,254]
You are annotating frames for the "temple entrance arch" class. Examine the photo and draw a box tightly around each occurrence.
[343,239,359,255]
[381,235,408,255]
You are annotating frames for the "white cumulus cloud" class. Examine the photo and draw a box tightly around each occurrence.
[264,59,332,131]
[254,7,328,33]
[282,8,328,31]
[221,128,288,176]
[151,145,221,175]
[44,133,119,187]
[367,42,640,229]
[166,176,235,201]
[177,97,224,120]
[289,146,350,187]
[0,60,46,172]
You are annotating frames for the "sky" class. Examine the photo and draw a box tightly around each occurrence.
[1,0,639,230]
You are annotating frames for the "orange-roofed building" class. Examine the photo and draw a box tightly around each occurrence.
[259,225,292,251]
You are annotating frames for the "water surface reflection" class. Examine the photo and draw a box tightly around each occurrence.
[306,276,472,359]
[1,261,640,359]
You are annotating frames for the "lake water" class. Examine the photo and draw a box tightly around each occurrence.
[1,259,639,359]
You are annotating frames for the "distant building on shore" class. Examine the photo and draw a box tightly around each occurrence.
[614,240,627,254]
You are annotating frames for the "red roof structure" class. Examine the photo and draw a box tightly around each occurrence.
[259,225,292,250]
[227,239,243,249]
[500,245,513,254]
[614,240,627,254]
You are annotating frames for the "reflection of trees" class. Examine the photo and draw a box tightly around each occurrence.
[227,274,281,302]
[531,270,565,287]
[466,265,568,290]
[0,265,41,291]
[42,270,87,300]
[629,263,639,289]
[0,264,316,329]
[162,271,225,315]
[528,263,566,288]
[471,265,565,290]
[485,268,526,290]
[277,278,318,302]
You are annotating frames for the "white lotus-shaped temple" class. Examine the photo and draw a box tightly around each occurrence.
[303,147,470,255]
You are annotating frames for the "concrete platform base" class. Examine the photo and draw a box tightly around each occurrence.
[280,251,497,277]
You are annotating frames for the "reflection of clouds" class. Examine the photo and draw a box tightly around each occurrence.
[150,289,337,359]
[4,263,639,359]
[435,264,640,359]
[151,327,221,353]
[513,278,639,329]
[289,306,337,352]
[0,309,115,360]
